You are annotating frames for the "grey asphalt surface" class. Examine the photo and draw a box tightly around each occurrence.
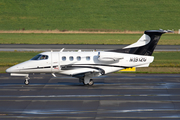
[0,73,180,119]
[0,44,180,51]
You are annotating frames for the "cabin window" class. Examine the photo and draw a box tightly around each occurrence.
[31,54,48,60]
[69,56,74,61]
[62,56,66,61]
[86,56,90,61]
[77,56,81,61]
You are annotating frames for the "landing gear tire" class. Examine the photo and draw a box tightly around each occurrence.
[83,79,94,86]
[24,80,29,85]
[88,79,94,86]
[23,75,30,85]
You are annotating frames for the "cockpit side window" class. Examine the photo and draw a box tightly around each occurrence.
[31,54,48,60]
[40,55,48,60]
[31,54,41,60]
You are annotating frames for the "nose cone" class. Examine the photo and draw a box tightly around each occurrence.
[6,66,19,73]
[6,68,11,73]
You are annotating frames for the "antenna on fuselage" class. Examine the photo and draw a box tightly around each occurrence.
[60,48,64,52]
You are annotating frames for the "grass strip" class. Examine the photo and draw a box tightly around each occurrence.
[0,0,180,31]
[0,33,180,45]
[136,67,180,74]
[0,51,40,66]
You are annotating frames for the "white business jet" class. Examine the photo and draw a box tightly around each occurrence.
[6,30,171,86]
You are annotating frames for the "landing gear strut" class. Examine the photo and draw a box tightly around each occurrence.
[24,76,30,85]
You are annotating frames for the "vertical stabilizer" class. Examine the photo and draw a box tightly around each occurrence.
[108,30,172,56]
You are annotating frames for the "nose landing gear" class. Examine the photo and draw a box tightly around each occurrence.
[24,76,30,85]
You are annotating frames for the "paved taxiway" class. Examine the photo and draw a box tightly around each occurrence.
[0,73,180,119]
[0,44,180,51]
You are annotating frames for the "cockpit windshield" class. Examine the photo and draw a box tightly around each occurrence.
[31,54,49,60]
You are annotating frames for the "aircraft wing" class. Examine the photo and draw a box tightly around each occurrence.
[71,71,101,79]
[60,64,105,78]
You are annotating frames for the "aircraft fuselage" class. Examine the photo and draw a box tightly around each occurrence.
[6,51,154,75]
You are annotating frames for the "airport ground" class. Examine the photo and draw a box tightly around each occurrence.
[0,73,180,119]
[1,1,180,119]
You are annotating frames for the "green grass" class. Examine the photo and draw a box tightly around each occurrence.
[135,67,180,74]
[0,51,39,66]
[0,33,180,45]
[151,51,180,67]
[0,0,180,31]
[1,51,180,73]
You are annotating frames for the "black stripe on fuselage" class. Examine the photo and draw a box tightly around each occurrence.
[19,64,129,71]
[20,66,55,70]
[61,64,129,70]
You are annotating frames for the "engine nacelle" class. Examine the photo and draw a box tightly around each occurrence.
[98,52,123,62]
[98,57,119,62]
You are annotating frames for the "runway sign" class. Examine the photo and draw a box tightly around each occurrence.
[120,67,136,72]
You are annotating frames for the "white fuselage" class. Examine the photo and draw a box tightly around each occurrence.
[6,51,154,76]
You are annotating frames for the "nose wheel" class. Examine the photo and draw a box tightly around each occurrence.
[24,77,30,85]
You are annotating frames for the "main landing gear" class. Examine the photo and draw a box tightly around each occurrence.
[77,72,102,86]
[79,76,94,86]
[88,79,94,86]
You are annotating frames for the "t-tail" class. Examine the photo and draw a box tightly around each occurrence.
[108,30,173,56]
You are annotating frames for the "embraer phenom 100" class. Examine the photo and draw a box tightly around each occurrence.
[6,30,172,86]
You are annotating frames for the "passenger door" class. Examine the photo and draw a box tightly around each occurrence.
[51,52,60,73]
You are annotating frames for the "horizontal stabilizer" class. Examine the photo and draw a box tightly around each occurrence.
[135,63,150,67]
